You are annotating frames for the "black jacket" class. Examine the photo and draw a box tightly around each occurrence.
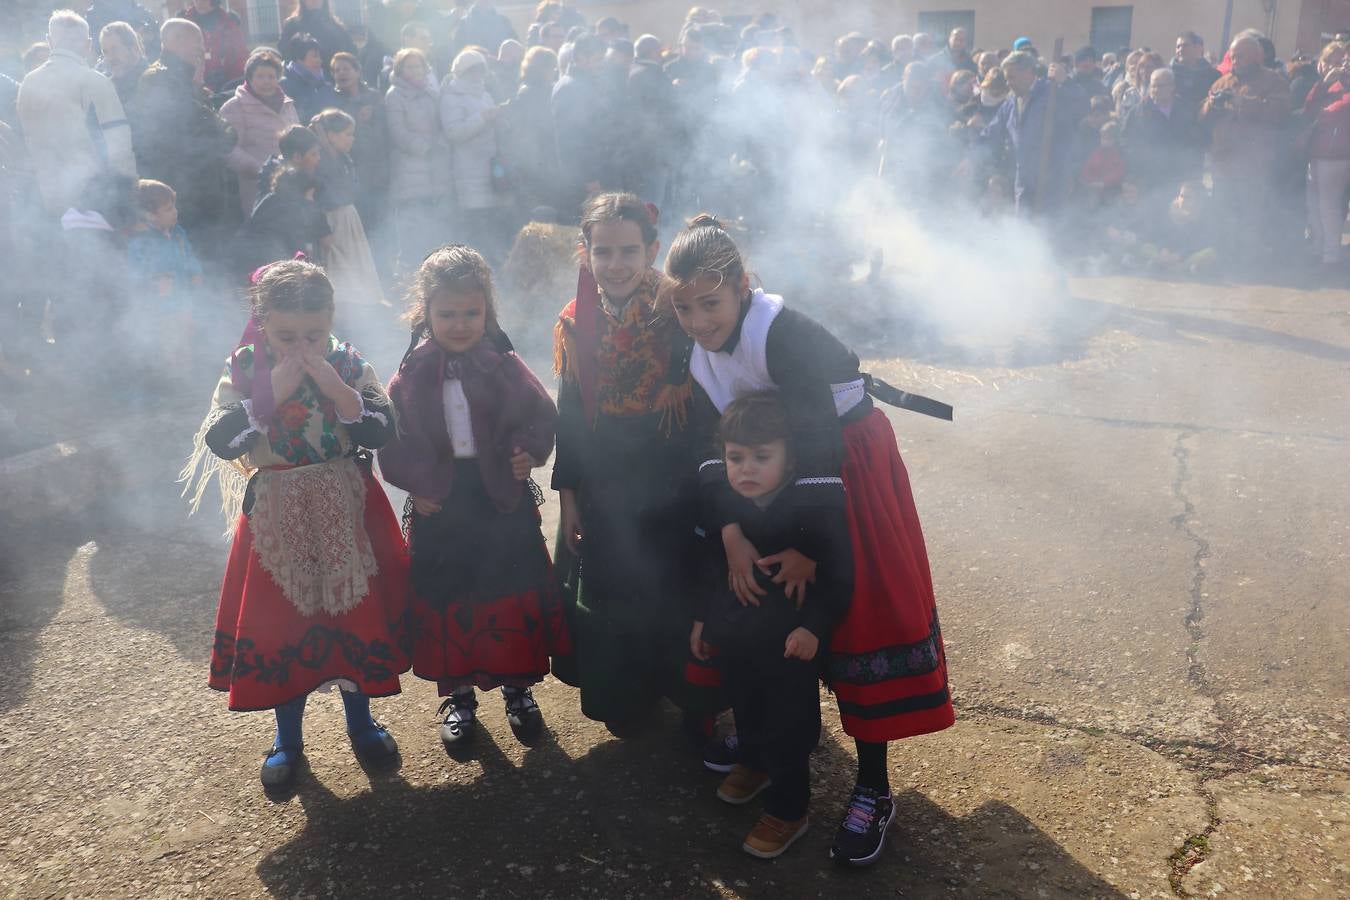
[131,53,237,228]
[697,478,854,652]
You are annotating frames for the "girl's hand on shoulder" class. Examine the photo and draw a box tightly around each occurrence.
[270,350,307,402]
[758,549,817,609]
[411,495,442,516]
[509,446,537,481]
[722,524,766,607]
[784,627,819,661]
[689,620,712,662]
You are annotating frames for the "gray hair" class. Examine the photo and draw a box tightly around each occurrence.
[634,34,661,60]
[160,17,202,46]
[99,21,144,56]
[1001,49,1038,73]
[1149,67,1175,87]
[47,10,91,53]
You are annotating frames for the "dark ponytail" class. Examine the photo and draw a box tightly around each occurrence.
[664,213,746,291]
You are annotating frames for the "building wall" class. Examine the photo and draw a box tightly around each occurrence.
[495,0,1326,60]
[157,0,1347,60]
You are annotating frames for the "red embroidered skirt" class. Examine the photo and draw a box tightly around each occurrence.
[828,408,955,743]
[209,466,411,711]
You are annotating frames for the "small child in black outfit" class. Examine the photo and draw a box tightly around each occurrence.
[691,392,854,860]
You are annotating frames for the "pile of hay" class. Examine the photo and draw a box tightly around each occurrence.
[498,221,579,364]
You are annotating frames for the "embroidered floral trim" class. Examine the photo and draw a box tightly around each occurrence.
[828,617,944,685]
[699,458,724,471]
[212,625,402,686]
[795,476,845,487]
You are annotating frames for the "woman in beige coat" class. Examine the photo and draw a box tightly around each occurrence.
[220,49,300,214]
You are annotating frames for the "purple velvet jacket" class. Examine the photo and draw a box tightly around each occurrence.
[379,337,557,512]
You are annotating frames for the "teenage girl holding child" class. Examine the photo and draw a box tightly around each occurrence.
[667,215,955,865]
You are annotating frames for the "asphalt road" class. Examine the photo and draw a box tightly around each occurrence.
[0,274,1345,898]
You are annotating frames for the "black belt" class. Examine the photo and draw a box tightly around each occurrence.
[864,375,953,421]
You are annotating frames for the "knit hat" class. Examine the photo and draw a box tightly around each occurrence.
[451,48,487,78]
[1074,45,1097,63]
[1012,37,1032,51]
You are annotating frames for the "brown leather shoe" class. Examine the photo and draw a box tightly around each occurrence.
[716,764,771,805]
[743,813,810,859]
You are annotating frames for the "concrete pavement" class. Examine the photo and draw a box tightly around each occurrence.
[0,274,1345,898]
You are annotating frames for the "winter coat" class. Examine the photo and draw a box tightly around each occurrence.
[16,49,137,214]
[108,59,149,109]
[1121,98,1203,191]
[979,77,1083,214]
[179,3,248,92]
[280,61,340,124]
[1304,78,1350,160]
[232,178,331,278]
[385,74,449,202]
[439,75,502,210]
[280,8,356,75]
[1171,59,1221,116]
[314,145,358,210]
[552,70,614,196]
[1201,66,1292,177]
[131,52,237,229]
[334,84,391,210]
[219,85,300,214]
[502,81,560,210]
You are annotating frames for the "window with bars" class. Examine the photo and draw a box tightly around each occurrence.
[330,0,366,29]
[1090,6,1134,54]
[917,10,975,46]
[244,0,281,43]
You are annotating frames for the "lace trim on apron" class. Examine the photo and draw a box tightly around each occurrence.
[249,458,379,617]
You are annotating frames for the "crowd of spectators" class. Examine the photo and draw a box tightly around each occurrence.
[2,1,1348,378]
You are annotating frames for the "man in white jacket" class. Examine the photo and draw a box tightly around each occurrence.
[18,10,137,215]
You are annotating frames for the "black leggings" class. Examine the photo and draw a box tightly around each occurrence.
[855,739,890,793]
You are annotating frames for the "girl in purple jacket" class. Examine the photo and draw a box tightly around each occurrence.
[378,245,569,748]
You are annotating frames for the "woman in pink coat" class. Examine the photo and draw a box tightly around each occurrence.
[220,49,300,215]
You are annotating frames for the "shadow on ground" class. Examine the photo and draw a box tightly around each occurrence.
[255,707,1127,899]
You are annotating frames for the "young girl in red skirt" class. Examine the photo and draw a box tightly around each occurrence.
[378,245,568,747]
[181,258,410,793]
[665,216,955,868]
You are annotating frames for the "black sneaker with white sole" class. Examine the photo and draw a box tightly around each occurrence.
[828,785,896,867]
[702,732,740,773]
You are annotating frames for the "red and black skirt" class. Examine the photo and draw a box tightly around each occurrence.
[209,463,412,712]
[827,408,955,743]
[406,459,570,694]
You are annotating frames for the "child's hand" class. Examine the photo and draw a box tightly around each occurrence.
[758,549,817,609]
[509,446,536,481]
[302,353,362,419]
[723,524,766,607]
[784,627,819,661]
[411,496,442,516]
[689,620,712,661]
[270,351,306,402]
